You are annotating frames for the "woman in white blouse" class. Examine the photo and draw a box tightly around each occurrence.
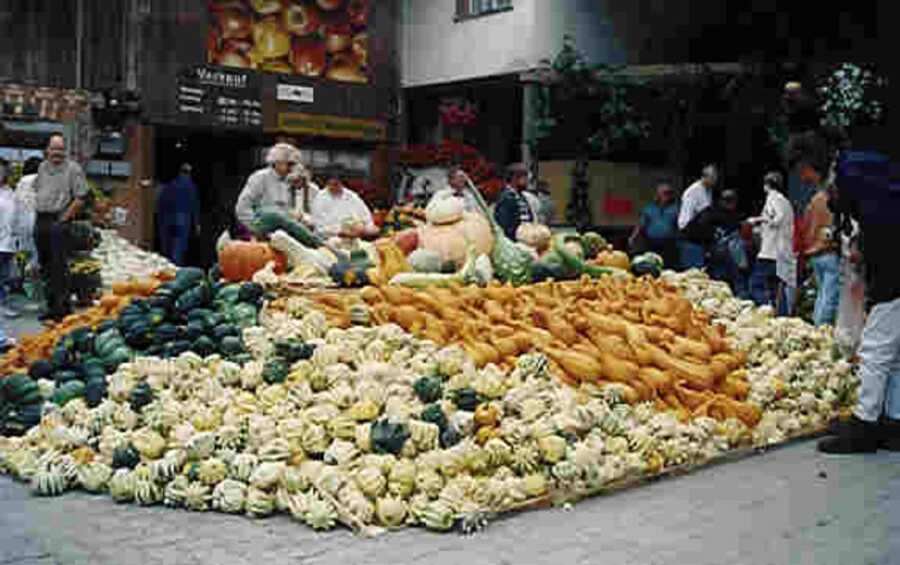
[309,175,378,239]
[748,171,796,314]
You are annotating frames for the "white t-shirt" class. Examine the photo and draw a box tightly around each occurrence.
[0,185,17,253]
[677,180,713,230]
[754,188,797,285]
[309,187,375,238]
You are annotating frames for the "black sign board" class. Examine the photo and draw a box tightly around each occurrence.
[176,66,263,130]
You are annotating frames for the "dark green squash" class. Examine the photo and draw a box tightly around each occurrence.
[451,388,480,412]
[129,382,155,412]
[95,319,118,335]
[52,381,85,406]
[439,425,461,449]
[175,283,212,314]
[51,347,73,370]
[413,376,444,404]
[6,403,43,434]
[84,377,107,408]
[238,282,264,304]
[2,375,41,405]
[370,419,410,455]
[28,359,53,381]
[420,404,448,431]
[185,320,207,342]
[155,324,179,343]
[112,443,140,469]
[231,353,254,366]
[147,307,168,326]
[262,358,289,384]
[192,336,216,357]
[53,370,82,385]
[220,336,244,356]
[212,324,240,340]
[273,339,314,364]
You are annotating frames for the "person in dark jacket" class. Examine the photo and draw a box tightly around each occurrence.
[157,163,200,266]
[493,163,534,240]
[816,149,900,454]
[683,189,749,298]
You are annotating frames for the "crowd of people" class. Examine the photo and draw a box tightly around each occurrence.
[627,162,857,326]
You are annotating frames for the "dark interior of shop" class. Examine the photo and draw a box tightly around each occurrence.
[154,126,264,269]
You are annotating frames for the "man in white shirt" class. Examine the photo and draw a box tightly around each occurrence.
[677,164,718,269]
[748,171,796,314]
[427,168,479,214]
[234,143,300,229]
[310,175,378,239]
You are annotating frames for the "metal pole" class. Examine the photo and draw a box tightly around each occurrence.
[75,0,83,89]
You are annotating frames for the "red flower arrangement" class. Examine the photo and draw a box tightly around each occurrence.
[397,139,503,202]
[345,179,385,206]
[438,99,478,127]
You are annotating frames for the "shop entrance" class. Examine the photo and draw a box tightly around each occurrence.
[153,126,264,269]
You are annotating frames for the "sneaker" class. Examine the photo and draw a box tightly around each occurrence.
[817,416,880,454]
[878,418,900,452]
[1,306,20,318]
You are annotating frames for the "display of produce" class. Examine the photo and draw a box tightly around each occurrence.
[91,230,175,291]
[0,201,859,540]
[300,275,761,427]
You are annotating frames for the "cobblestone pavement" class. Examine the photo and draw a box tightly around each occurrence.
[2,442,899,565]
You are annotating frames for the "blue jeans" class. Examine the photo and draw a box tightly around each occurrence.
[161,224,190,267]
[0,252,13,302]
[809,253,841,327]
[708,258,749,300]
[679,240,706,270]
[855,297,900,422]
[750,259,778,308]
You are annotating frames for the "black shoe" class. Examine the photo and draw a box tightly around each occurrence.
[818,416,880,454]
[878,418,900,452]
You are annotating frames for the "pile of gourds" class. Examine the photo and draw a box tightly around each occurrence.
[0,269,857,535]
[297,275,761,428]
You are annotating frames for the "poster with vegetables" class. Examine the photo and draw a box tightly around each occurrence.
[206,0,370,84]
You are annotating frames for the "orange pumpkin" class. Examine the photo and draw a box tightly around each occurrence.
[418,212,494,268]
[218,241,287,282]
[391,229,419,256]
[594,250,631,271]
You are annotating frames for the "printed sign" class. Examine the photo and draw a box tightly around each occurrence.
[176,65,263,129]
[277,84,315,103]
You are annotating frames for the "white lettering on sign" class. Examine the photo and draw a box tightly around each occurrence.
[277,84,314,104]
[195,68,249,89]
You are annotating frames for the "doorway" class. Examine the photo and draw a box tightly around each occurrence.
[154,126,264,269]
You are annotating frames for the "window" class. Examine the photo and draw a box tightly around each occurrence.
[455,0,512,20]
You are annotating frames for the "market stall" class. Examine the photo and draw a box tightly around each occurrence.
[0,181,858,536]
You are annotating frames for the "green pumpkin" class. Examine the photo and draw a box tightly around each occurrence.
[273,339,314,364]
[95,319,119,335]
[238,282,264,304]
[28,359,53,381]
[370,419,410,456]
[129,382,154,412]
[212,323,239,340]
[84,377,107,408]
[112,443,140,469]
[155,324,179,343]
[262,358,289,385]
[52,381,86,407]
[439,425,461,449]
[2,374,41,405]
[6,403,43,434]
[175,283,212,314]
[185,320,207,342]
[53,370,82,386]
[103,346,132,372]
[413,376,444,404]
[420,404,448,431]
[192,336,217,357]
[51,347,73,370]
[451,388,480,412]
[147,308,168,326]
[220,336,244,357]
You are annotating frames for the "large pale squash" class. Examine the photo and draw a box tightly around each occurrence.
[218,241,287,282]
[418,212,494,268]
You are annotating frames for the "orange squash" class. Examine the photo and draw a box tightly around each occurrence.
[594,250,631,271]
[218,241,287,282]
[112,281,133,296]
